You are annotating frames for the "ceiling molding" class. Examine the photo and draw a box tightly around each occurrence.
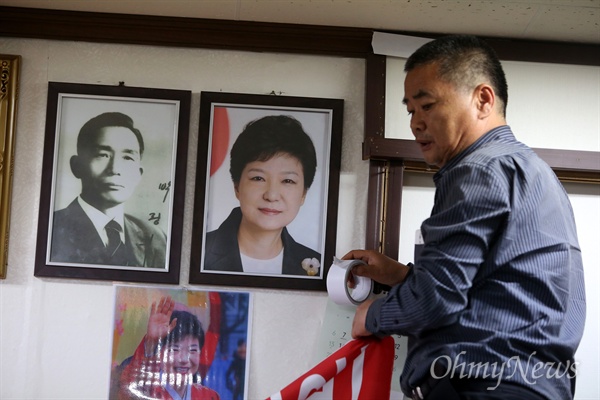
[1,6,599,65]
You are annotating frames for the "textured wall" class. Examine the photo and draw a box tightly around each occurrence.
[0,38,368,399]
[2,37,598,399]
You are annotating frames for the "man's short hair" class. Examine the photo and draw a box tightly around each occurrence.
[229,115,317,190]
[405,35,508,117]
[77,112,145,157]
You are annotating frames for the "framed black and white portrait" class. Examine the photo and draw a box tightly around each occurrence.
[34,82,191,284]
[190,92,343,291]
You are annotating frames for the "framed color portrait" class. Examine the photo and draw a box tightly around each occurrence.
[109,285,252,400]
[34,82,191,284]
[190,92,343,291]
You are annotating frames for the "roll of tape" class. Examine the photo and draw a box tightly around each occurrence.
[326,257,374,306]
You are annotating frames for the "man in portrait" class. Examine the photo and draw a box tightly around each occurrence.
[50,111,167,268]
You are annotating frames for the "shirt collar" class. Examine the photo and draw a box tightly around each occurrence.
[77,197,125,242]
[434,125,514,181]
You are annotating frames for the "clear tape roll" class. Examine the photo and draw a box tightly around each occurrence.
[326,257,374,306]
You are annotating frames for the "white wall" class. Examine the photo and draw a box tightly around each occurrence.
[1,37,599,399]
[385,57,600,153]
[0,38,368,399]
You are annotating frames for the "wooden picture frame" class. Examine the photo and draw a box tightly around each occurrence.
[0,54,20,279]
[34,82,191,284]
[189,92,343,291]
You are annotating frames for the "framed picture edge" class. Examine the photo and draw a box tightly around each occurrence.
[189,91,344,291]
[0,54,21,279]
[33,81,191,284]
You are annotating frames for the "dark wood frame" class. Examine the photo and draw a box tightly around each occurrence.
[1,7,598,65]
[2,5,599,262]
[189,91,344,291]
[34,82,191,284]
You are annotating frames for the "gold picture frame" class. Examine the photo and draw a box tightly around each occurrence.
[0,54,20,279]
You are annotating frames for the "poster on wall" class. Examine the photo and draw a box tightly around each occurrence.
[109,285,252,400]
[189,91,344,291]
[34,82,191,284]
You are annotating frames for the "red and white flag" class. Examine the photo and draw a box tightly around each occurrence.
[267,336,395,400]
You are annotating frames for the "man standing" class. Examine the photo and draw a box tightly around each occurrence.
[51,112,167,268]
[345,35,585,399]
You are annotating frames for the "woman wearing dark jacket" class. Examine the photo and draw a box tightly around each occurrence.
[204,115,321,276]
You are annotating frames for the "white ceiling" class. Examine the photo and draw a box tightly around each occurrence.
[2,0,599,44]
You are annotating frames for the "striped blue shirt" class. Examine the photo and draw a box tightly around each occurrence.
[366,126,586,399]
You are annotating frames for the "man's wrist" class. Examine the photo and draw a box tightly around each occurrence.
[400,262,414,283]
[365,297,387,337]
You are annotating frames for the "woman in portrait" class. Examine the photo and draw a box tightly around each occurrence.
[116,296,220,400]
[203,115,321,276]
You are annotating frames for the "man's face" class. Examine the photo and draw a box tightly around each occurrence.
[235,153,307,235]
[74,126,143,211]
[403,63,478,168]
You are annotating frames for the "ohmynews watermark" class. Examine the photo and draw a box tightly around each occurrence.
[430,351,578,390]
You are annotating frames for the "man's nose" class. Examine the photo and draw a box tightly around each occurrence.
[106,156,121,175]
[410,112,425,134]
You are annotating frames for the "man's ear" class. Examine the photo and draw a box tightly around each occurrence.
[70,155,82,178]
[475,84,495,118]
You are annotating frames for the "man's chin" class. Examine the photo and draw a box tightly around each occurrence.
[94,198,127,212]
[421,158,438,168]
[102,193,130,205]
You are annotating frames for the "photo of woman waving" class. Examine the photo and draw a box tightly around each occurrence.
[203,115,321,276]
[115,296,221,400]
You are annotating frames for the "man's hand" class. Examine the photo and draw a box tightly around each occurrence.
[342,249,410,287]
[351,298,376,339]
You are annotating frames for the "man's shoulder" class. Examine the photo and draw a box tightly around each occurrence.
[469,136,553,183]
[54,199,82,218]
[124,214,167,241]
[468,136,531,165]
[53,200,91,231]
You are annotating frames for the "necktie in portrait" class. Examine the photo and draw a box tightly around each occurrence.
[105,220,128,264]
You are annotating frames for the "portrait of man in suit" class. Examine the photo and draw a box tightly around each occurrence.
[50,112,167,268]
